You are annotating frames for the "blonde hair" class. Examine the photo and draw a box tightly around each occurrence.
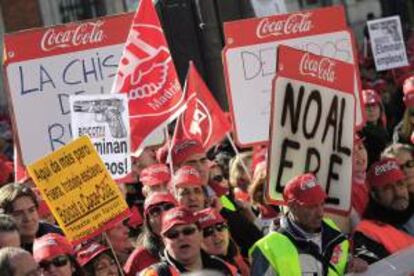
[400,109,414,141]
[229,151,252,188]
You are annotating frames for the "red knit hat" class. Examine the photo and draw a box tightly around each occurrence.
[33,234,73,262]
[172,165,203,188]
[140,163,171,186]
[76,242,110,267]
[195,208,225,229]
[161,206,197,235]
[144,192,177,215]
[283,173,327,206]
[367,158,406,188]
[171,139,204,165]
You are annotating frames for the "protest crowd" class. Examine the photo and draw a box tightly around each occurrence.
[1,1,414,276]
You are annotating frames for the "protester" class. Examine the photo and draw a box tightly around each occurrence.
[393,75,414,144]
[250,173,367,275]
[104,220,134,266]
[140,163,171,196]
[140,206,237,275]
[124,192,177,275]
[353,158,414,264]
[229,152,252,202]
[0,247,40,276]
[0,183,62,252]
[77,242,120,276]
[0,214,20,248]
[196,208,249,276]
[33,233,84,276]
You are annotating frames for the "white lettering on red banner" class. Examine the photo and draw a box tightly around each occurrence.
[256,13,313,39]
[299,53,336,83]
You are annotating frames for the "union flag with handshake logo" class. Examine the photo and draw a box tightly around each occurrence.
[112,0,185,152]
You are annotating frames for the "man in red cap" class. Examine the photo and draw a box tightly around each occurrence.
[140,163,171,197]
[140,206,236,275]
[353,158,414,264]
[250,173,364,275]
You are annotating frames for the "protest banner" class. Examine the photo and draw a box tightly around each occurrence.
[27,136,130,244]
[3,13,134,165]
[266,45,355,214]
[367,15,409,72]
[70,94,131,180]
[222,5,364,147]
[111,0,186,153]
[251,0,287,17]
[174,62,231,150]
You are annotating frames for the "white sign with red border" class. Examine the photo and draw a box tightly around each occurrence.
[266,45,355,214]
[223,6,364,148]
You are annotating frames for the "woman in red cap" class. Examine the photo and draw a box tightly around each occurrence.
[196,208,250,276]
[76,242,119,276]
[33,233,84,276]
[124,192,177,276]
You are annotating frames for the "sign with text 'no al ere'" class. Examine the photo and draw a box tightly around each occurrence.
[267,46,355,214]
[27,136,130,244]
[223,5,364,147]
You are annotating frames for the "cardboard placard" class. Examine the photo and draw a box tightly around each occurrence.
[27,136,130,244]
[70,94,131,180]
[251,0,287,17]
[367,15,409,71]
[267,45,355,214]
[222,5,364,147]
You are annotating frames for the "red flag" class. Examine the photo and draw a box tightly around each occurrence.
[174,62,231,150]
[112,0,185,151]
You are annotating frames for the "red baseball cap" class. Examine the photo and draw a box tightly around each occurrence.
[140,164,171,186]
[283,173,327,206]
[33,233,73,262]
[161,206,197,235]
[144,192,177,215]
[173,166,203,188]
[403,75,414,107]
[195,208,225,229]
[367,158,406,188]
[362,89,381,105]
[76,242,110,267]
[171,139,204,165]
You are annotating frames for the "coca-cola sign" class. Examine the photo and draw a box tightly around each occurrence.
[299,53,336,83]
[256,13,313,39]
[41,21,105,51]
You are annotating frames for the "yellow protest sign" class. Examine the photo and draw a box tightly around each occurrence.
[27,136,130,244]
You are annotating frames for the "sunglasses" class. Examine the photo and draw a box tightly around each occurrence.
[148,203,175,217]
[212,175,224,182]
[203,223,228,238]
[401,160,414,169]
[164,226,197,240]
[39,255,69,271]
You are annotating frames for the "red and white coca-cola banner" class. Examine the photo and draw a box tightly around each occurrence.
[111,0,185,152]
[222,5,365,148]
[267,45,355,214]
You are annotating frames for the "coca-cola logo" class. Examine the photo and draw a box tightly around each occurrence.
[41,21,105,51]
[256,13,313,39]
[299,53,336,83]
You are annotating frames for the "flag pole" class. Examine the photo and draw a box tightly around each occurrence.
[103,232,125,276]
[225,132,252,181]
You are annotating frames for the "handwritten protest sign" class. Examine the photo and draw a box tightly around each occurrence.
[70,94,131,180]
[3,13,133,165]
[266,46,355,214]
[222,6,363,147]
[367,15,409,71]
[251,0,287,17]
[27,136,130,244]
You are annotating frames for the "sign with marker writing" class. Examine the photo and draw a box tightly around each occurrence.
[3,13,134,165]
[222,5,364,147]
[367,15,409,71]
[70,94,131,180]
[27,136,130,244]
[267,46,355,214]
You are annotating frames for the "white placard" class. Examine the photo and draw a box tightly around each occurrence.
[251,0,287,17]
[367,15,409,71]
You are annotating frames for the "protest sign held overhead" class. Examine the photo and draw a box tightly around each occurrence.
[4,13,134,165]
[70,94,131,180]
[222,5,364,147]
[111,0,185,152]
[267,45,355,214]
[27,136,130,244]
[174,62,231,151]
[367,15,409,71]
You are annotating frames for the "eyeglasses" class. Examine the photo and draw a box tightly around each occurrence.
[39,255,69,271]
[212,175,224,182]
[203,223,228,238]
[400,160,414,169]
[164,226,197,240]
[148,203,175,217]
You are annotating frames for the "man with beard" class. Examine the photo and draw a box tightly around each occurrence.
[353,158,414,264]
